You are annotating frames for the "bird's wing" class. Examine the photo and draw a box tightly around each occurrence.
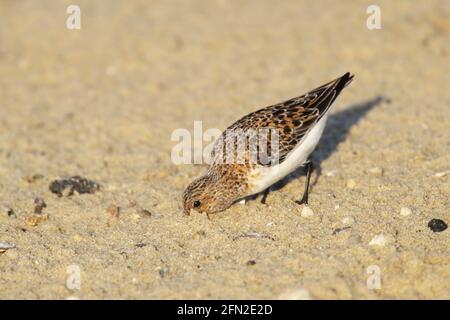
[211,73,354,166]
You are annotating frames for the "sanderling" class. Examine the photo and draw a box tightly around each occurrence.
[183,72,354,215]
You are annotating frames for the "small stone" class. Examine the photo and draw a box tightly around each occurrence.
[25,214,48,227]
[193,230,206,240]
[301,206,314,217]
[400,207,412,216]
[106,205,120,218]
[246,260,256,266]
[1,205,16,218]
[428,219,448,232]
[278,288,312,300]
[368,234,390,246]
[139,209,152,217]
[34,198,47,214]
[342,216,355,225]
[0,242,16,253]
[332,226,351,235]
[368,167,384,176]
[346,179,357,189]
[157,266,170,278]
[433,170,450,178]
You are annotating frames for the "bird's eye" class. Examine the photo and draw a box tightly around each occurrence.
[193,200,201,208]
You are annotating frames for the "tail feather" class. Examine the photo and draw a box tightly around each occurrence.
[309,72,354,115]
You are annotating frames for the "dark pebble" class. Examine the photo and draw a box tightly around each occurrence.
[34,198,47,214]
[246,260,257,266]
[332,226,351,235]
[8,208,16,217]
[140,209,152,217]
[49,176,100,197]
[428,219,448,232]
[2,206,16,218]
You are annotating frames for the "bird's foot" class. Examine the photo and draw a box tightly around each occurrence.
[295,196,308,205]
[260,188,270,205]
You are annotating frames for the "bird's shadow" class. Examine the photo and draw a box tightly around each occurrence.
[265,96,387,196]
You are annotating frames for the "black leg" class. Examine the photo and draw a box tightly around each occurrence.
[295,160,314,205]
[260,188,270,205]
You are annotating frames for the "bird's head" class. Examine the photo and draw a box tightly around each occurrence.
[182,173,237,215]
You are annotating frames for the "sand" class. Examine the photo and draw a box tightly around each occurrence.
[0,0,449,299]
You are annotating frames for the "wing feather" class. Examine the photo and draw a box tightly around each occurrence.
[211,73,354,166]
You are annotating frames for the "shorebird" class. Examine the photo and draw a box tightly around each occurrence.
[183,72,354,215]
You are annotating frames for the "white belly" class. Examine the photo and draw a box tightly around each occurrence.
[247,114,328,195]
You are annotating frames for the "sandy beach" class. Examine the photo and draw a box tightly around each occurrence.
[0,0,449,299]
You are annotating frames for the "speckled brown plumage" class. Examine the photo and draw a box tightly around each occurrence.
[183,73,354,215]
